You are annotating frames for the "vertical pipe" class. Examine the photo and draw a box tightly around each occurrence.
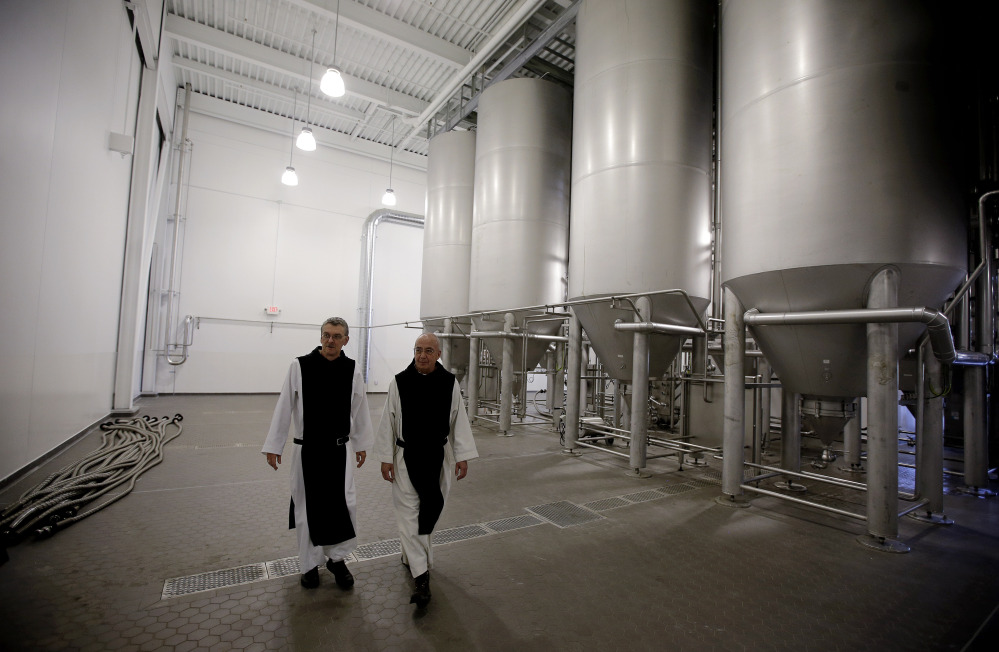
[759,359,772,447]
[553,339,565,412]
[442,318,453,373]
[468,336,480,424]
[917,347,948,517]
[842,399,864,472]
[722,287,745,498]
[865,267,902,544]
[780,391,801,474]
[565,310,583,450]
[500,313,515,436]
[965,195,993,490]
[546,348,556,414]
[163,84,192,358]
[629,296,652,472]
[612,381,622,428]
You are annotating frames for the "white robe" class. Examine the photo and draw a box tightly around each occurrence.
[374,375,477,577]
[262,356,373,573]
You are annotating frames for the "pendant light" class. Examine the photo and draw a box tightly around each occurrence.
[381,118,397,206]
[296,30,317,151]
[282,90,299,186]
[320,0,346,97]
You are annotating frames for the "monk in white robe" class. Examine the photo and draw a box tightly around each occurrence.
[263,317,373,589]
[375,332,477,608]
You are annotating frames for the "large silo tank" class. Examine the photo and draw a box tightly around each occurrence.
[469,78,572,370]
[569,0,714,382]
[721,0,967,398]
[421,131,476,376]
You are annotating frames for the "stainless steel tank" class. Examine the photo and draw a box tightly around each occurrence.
[421,130,476,377]
[468,77,572,371]
[721,0,967,398]
[568,0,714,382]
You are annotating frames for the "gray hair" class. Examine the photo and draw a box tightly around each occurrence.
[322,317,349,336]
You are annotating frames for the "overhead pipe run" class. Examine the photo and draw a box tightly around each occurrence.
[356,209,425,383]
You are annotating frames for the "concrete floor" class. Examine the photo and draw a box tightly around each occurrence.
[1,392,998,651]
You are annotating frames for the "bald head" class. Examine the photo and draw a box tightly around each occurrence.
[413,333,442,374]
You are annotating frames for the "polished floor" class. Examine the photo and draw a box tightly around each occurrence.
[1,392,998,651]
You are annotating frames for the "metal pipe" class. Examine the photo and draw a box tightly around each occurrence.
[780,389,801,479]
[842,398,863,471]
[164,84,192,365]
[629,296,652,471]
[865,267,901,541]
[722,287,746,497]
[564,310,583,450]
[740,484,867,521]
[744,461,868,491]
[613,322,704,337]
[499,313,515,436]
[356,209,425,382]
[441,318,453,373]
[917,347,946,515]
[467,335,479,423]
[745,306,957,364]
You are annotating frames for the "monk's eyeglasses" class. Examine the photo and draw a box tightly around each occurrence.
[322,332,346,341]
[414,347,437,355]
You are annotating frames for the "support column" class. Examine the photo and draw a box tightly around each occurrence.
[545,348,556,415]
[760,359,772,448]
[500,313,515,436]
[564,310,583,453]
[775,391,805,491]
[911,349,952,524]
[441,318,453,373]
[468,336,479,424]
[859,267,907,552]
[720,287,748,504]
[840,398,865,473]
[628,296,652,476]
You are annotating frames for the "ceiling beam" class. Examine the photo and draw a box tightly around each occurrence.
[285,0,472,68]
[165,14,428,116]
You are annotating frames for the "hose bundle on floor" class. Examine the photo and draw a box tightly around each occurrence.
[0,414,183,542]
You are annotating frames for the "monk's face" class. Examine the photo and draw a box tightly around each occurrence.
[320,324,348,360]
[413,335,441,374]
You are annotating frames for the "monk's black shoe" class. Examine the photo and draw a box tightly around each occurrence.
[410,571,431,608]
[326,559,354,589]
[300,567,320,589]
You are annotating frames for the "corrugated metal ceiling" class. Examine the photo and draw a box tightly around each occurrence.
[162,0,577,159]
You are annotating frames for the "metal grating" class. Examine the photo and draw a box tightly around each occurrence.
[683,477,720,489]
[432,524,490,545]
[162,563,266,599]
[584,497,630,511]
[484,514,544,532]
[659,483,699,496]
[353,538,402,560]
[264,556,300,578]
[526,501,603,528]
[622,490,667,504]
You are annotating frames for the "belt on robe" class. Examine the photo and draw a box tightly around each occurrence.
[294,436,349,446]
[396,436,447,448]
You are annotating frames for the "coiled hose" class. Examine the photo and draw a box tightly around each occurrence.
[0,414,183,542]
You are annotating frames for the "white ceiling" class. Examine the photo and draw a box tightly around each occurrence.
[159,0,578,162]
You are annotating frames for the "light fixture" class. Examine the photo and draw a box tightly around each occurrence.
[297,30,318,151]
[282,90,299,186]
[320,0,346,97]
[381,118,397,206]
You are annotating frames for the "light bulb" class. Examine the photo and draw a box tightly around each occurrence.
[381,188,397,206]
[281,166,299,186]
[320,68,345,97]
[296,127,316,151]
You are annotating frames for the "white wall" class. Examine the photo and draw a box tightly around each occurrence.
[150,112,426,394]
[0,0,141,480]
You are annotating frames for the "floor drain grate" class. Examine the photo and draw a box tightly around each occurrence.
[265,557,300,578]
[622,490,665,503]
[484,514,544,532]
[433,524,490,544]
[354,539,402,560]
[683,477,719,489]
[584,497,630,511]
[659,483,698,496]
[163,563,266,599]
[527,501,603,528]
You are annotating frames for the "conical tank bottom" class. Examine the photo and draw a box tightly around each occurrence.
[571,294,709,382]
[472,312,563,376]
[800,398,857,447]
[422,317,472,382]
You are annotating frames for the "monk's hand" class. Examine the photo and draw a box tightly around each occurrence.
[381,462,395,482]
[455,460,468,480]
[265,452,281,470]
[356,451,366,468]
